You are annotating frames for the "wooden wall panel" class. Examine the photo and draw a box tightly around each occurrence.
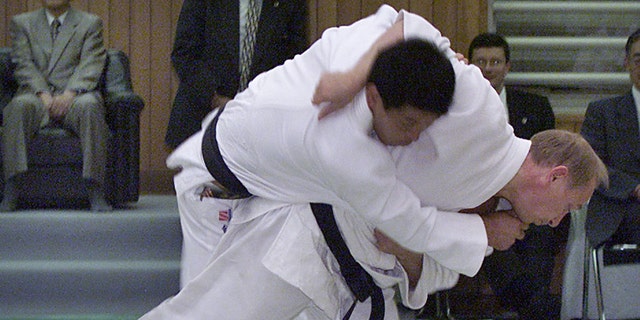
[337,0,361,26]
[148,2,174,171]
[73,0,89,12]
[1,0,490,194]
[311,0,339,39]
[3,1,27,46]
[129,0,154,189]
[457,0,488,57]
[108,0,132,52]
[28,1,42,11]
[431,1,458,50]
[409,0,434,21]
[556,113,585,134]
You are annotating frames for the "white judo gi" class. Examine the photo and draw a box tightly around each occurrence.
[151,5,531,319]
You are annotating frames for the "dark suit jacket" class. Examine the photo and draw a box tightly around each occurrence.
[581,92,640,247]
[164,0,309,148]
[506,88,555,139]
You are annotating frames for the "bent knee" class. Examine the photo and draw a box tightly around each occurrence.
[6,94,43,113]
[72,93,105,117]
[72,93,103,108]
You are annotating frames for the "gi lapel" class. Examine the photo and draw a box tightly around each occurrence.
[33,10,54,60]
[47,8,79,76]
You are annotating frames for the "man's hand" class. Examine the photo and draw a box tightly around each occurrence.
[211,93,231,110]
[49,90,76,119]
[480,210,529,251]
[455,52,469,65]
[38,92,54,110]
[374,229,422,289]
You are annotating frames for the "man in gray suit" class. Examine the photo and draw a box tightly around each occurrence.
[0,0,111,212]
[581,28,640,247]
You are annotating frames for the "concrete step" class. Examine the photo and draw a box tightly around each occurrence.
[0,211,181,261]
[0,196,182,319]
[0,260,179,317]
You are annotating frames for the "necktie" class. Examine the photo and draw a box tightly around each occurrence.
[51,19,61,42]
[239,0,260,91]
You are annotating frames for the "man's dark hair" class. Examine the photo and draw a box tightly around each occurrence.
[468,33,510,62]
[626,28,640,56]
[368,39,455,116]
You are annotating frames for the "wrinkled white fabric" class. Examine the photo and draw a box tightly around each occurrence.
[151,4,530,320]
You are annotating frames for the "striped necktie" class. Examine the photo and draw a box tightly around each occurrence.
[51,19,61,42]
[239,0,260,91]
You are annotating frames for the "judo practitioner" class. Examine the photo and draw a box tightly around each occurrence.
[167,4,521,290]
[144,5,608,320]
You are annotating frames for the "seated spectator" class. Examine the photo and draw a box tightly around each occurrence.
[1,0,111,212]
[581,27,640,248]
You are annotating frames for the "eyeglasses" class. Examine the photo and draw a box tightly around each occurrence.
[471,59,505,68]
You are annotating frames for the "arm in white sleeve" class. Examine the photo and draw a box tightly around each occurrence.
[314,5,492,276]
[325,152,487,276]
[319,8,489,276]
[374,192,487,277]
[398,253,460,309]
[329,152,487,276]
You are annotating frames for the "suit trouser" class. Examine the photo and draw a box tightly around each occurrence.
[2,92,109,184]
[483,223,562,319]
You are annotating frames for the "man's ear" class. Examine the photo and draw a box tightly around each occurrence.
[365,83,383,114]
[548,165,569,182]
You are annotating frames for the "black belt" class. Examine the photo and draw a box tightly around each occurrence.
[201,107,385,318]
[310,203,385,320]
[201,106,252,199]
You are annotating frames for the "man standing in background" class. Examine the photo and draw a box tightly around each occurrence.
[467,32,561,319]
[164,0,308,149]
